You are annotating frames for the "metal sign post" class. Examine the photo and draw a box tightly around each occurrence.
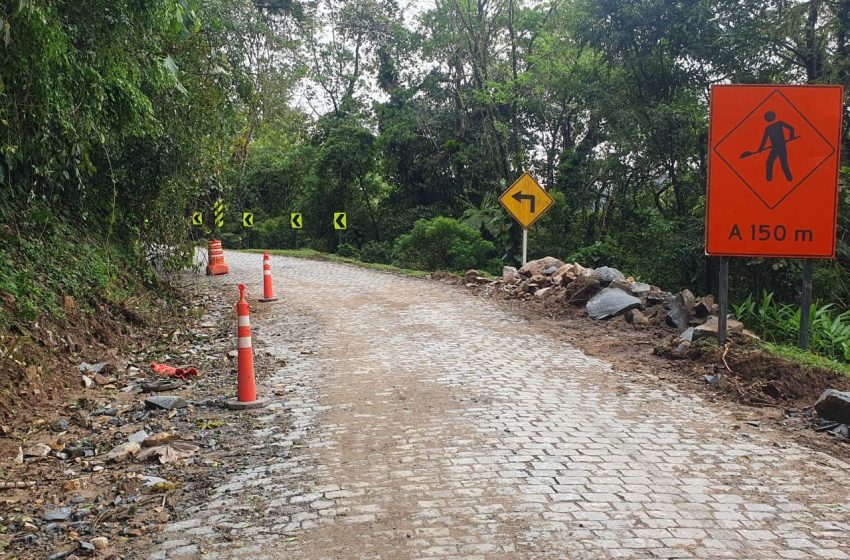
[718,257,729,347]
[798,260,815,349]
[522,229,528,266]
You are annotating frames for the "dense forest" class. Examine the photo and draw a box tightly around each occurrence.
[3,0,850,323]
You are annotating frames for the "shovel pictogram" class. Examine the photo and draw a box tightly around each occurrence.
[740,135,801,159]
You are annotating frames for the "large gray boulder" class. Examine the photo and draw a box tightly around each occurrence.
[586,288,642,320]
[815,389,850,424]
[519,257,566,277]
[590,266,626,285]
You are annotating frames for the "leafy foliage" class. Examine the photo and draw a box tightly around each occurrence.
[336,243,361,260]
[734,292,850,363]
[394,217,496,273]
[0,0,300,323]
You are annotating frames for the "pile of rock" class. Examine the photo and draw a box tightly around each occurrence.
[474,256,745,343]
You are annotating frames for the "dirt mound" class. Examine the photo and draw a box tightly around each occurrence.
[0,293,169,425]
[716,346,850,406]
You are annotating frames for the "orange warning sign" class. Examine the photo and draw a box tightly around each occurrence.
[706,85,843,258]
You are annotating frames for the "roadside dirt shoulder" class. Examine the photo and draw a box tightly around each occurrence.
[0,273,287,559]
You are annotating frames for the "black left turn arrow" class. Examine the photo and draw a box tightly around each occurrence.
[512,191,536,213]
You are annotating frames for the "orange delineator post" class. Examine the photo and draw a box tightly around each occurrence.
[236,284,257,402]
[258,250,279,303]
[206,239,229,276]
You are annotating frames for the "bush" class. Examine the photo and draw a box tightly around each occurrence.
[255,216,293,249]
[360,241,393,264]
[567,240,627,270]
[219,233,243,250]
[336,243,361,259]
[394,217,495,272]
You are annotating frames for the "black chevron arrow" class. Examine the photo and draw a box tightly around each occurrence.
[512,191,536,213]
[291,214,302,228]
[335,213,346,229]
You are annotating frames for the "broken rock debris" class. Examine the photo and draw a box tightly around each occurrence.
[586,288,642,320]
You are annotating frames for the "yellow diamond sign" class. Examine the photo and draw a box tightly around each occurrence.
[498,172,554,229]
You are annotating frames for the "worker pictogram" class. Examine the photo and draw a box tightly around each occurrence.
[498,172,554,230]
[191,212,203,226]
[706,85,843,258]
[214,199,225,228]
[242,212,254,227]
[290,213,303,229]
[713,89,835,210]
[334,212,347,230]
[746,111,797,182]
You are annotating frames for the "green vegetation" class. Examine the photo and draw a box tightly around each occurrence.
[3,0,850,330]
[0,0,295,324]
[763,343,850,377]
[734,292,850,363]
[394,218,497,273]
[0,221,143,326]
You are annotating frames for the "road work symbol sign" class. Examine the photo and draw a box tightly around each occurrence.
[334,212,347,230]
[707,85,843,258]
[291,213,303,229]
[214,199,225,229]
[242,212,254,227]
[191,212,203,226]
[499,172,554,229]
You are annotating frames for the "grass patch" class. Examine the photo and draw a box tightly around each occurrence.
[763,342,850,377]
[240,248,432,278]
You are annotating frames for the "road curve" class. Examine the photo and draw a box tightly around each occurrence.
[150,251,850,560]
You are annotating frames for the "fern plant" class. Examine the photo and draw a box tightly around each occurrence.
[735,290,850,363]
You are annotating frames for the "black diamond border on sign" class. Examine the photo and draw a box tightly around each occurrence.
[713,89,835,210]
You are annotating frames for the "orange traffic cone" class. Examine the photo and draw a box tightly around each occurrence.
[258,250,278,303]
[206,239,229,276]
[226,284,267,410]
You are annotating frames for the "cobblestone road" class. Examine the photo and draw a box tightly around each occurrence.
[151,252,850,559]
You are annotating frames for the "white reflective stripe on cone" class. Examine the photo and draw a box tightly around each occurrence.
[238,316,250,327]
[263,270,271,276]
[238,337,252,349]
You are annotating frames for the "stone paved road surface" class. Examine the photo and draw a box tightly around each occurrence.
[151,252,850,559]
